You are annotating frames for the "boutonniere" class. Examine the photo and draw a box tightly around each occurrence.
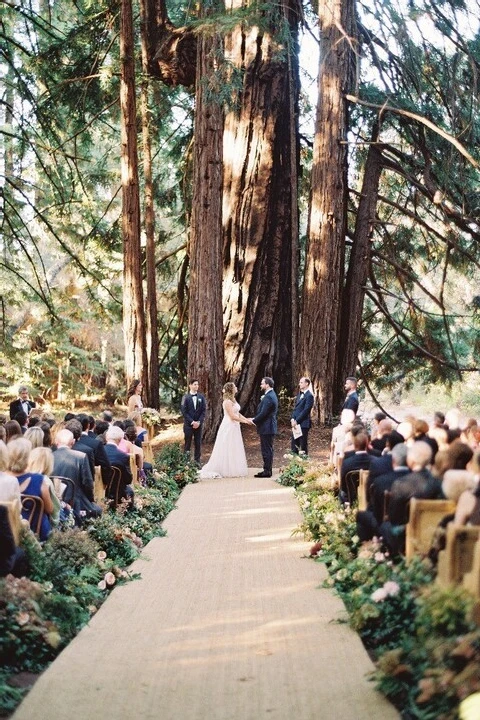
[197,398,202,403]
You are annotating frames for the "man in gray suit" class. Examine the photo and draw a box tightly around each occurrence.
[53,429,102,522]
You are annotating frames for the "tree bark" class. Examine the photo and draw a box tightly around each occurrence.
[187,2,225,441]
[337,122,383,393]
[139,0,160,409]
[298,0,356,424]
[222,0,301,413]
[121,0,148,387]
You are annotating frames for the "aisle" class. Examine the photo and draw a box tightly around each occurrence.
[13,473,399,720]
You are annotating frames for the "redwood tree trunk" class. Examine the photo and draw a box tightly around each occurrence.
[140,0,160,409]
[121,0,148,387]
[222,0,301,413]
[298,0,356,424]
[187,4,225,441]
[337,123,383,394]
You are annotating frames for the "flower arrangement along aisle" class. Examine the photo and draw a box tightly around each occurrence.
[282,453,480,720]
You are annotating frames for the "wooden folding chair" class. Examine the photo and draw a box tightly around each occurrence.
[94,466,105,503]
[105,466,122,508]
[51,476,76,505]
[0,498,22,546]
[358,470,370,511]
[142,440,154,465]
[437,525,480,587]
[405,498,456,561]
[463,536,480,601]
[21,494,45,537]
[344,470,360,505]
[129,453,139,484]
[383,490,391,522]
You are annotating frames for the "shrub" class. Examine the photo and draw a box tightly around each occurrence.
[277,453,310,487]
[153,443,199,487]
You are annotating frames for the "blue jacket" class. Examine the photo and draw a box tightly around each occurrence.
[253,390,278,435]
[291,391,314,429]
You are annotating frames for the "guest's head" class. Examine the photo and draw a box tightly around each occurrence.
[396,421,414,443]
[65,419,82,441]
[125,426,138,443]
[94,420,109,436]
[27,446,54,476]
[414,419,430,438]
[39,422,52,448]
[105,426,124,446]
[14,411,28,428]
[0,414,7,426]
[407,441,432,471]
[391,443,408,468]
[102,410,113,424]
[5,420,22,443]
[76,414,90,432]
[113,420,126,431]
[0,427,5,444]
[385,430,405,452]
[8,438,32,474]
[64,412,76,422]
[353,431,369,451]
[55,429,75,448]
[442,470,476,503]
[433,411,445,427]
[0,441,9,472]
[24,426,44,449]
[50,421,66,447]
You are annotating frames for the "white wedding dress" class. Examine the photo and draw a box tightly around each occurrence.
[199,401,248,478]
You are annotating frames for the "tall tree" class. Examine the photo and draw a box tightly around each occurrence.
[187,0,225,440]
[299,0,357,423]
[222,0,301,412]
[121,0,148,386]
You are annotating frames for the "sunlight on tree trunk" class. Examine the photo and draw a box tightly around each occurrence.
[121,0,148,388]
[299,0,356,423]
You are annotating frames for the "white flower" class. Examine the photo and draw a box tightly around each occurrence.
[97,551,107,561]
[104,572,116,586]
[371,587,388,603]
[374,552,386,563]
[351,535,360,544]
[383,581,400,597]
[97,580,107,590]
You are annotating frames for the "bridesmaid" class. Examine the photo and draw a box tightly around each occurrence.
[127,379,143,413]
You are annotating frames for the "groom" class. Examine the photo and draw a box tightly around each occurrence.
[250,377,278,478]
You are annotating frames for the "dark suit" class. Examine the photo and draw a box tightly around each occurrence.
[369,454,393,481]
[52,446,101,521]
[342,391,359,415]
[104,443,133,501]
[79,432,112,486]
[73,439,96,478]
[253,390,278,475]
[291,390,314,454]
[356,467,409,542]
[181,393,206,463]
[9,398,36,419]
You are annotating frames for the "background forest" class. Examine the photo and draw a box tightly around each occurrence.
[1,0,479,438]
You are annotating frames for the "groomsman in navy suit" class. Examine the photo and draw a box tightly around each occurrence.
[290,377,314,454]
[250,377,278,478]
[181,379,206,465]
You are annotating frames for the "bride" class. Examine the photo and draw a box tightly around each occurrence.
[199,382,249,478]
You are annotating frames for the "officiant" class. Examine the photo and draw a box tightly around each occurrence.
[290,377,314,455]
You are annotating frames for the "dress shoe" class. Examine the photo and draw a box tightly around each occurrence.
[254,471,272,478]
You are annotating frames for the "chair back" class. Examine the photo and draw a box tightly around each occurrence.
[344,470,360,505]
[21,494,45,537]
[105,466,122,507]
[358,470,370,511]
[0,498,22,546]
[383,490,391,522]
[437,524,480,587]
[463,537,480,601]
[405,498,456,561]
[51,476,76,505]
[129,453,138,483]
[142,440,154,464]
[94,466,105,503]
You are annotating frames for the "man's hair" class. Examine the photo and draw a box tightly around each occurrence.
[263,377,274,388]
[106,425,124,444]
[353,431,369,451]
[65,419,82,441]
[434,411,445,425]
[18,385,28,394]
[346,376,357,386]
[189,379,199,386]
[374,412,386,422]
[391,442,408,467]
[94,420,109,436]
[385,430,405,450]
[301,377,311,385]
[14,411,28,425]
[76,413,90,431]
[102,410,113,423]
[407,441,432,469]
[64,412,76,422]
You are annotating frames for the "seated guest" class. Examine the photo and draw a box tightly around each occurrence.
[432,442,474,481]
[9,386,36,420]
[50,421,66,449]
[14,411,28,434]
[53,429,102,522]
[329,409,355,468]
[453,453,480,526]
[369,430,405,481]
[128,412,148,444]
[356,443,409,542]
[413,419,438,459]
[5,420,22,443]
[24,426,44,449]
[10,438,53,541]
[39,422,52,448]
[0,505,27,578]
[380,441,443,556]
[76,414,111,487]
[0,441,21,502]
[340,431,371,502]
[65,419,96,478]
[104,426,134,503]
[370,419,393,455]
[93,420,109,443]
[26,446,61,527]
[396,420,414,446]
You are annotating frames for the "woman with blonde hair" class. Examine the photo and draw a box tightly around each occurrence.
[199,382,249,479]
[26,447,61,526]
[24,426,44,449]
[9,438,53,540]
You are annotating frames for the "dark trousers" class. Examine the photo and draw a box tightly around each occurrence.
[184,425,202,463]
[260,434,274,474]
[291,428,309,455]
